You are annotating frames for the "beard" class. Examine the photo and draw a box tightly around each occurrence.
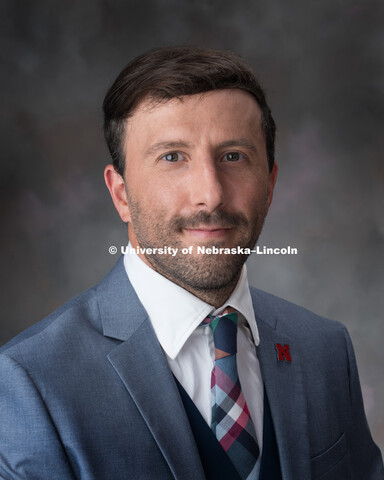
[126,192,268,294]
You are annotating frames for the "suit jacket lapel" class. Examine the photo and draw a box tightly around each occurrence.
[96,257,205,480]
[251,289,311,480]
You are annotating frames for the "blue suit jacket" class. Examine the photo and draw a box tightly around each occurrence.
[0,257,383,479]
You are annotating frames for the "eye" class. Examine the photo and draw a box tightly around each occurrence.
[160,152,182,162]
[223,152,244,162]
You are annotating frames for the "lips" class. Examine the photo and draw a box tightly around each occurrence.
[186,225,232,231]
[183,227,233,239]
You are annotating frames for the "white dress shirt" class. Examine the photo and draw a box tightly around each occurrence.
[124,247,264,452]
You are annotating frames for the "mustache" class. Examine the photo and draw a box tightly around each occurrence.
[170,210,249,231]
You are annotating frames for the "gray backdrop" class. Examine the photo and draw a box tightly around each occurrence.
[1,0,383,453]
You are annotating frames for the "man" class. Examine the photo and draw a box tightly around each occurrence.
[0,47,382,480]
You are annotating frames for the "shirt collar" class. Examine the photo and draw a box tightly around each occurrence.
[123,244,260,360]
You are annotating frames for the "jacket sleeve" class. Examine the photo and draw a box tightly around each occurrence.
[0,353,76,480]
[342,327,384,479]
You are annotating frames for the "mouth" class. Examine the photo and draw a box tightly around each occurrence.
[183,226,233,239]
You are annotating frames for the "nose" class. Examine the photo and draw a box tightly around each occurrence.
[188,157,225,212]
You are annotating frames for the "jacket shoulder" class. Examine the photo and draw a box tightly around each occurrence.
[0,285,99,356]
[249,286,346,337]
[0,258,129,357]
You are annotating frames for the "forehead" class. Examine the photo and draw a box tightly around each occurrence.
[124,89,264,150]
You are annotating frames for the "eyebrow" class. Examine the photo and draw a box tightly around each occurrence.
[216,138,258,154]
[144,141,193,157]
[144,138,258,157]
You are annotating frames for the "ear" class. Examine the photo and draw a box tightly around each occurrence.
[104,164,131,222]
[266,162,278,210]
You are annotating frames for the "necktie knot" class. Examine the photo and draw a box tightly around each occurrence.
[203,311,238,360]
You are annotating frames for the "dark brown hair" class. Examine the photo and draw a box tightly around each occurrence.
[103,46,276,175]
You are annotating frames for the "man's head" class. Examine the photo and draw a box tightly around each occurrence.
[104,47,278,306]
[103,46,276,176]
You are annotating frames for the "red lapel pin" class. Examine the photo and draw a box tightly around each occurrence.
[275,343,292,362]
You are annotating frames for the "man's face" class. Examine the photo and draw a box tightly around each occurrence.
[107,89,277,295]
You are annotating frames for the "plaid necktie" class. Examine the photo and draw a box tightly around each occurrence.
[203,310,259,479]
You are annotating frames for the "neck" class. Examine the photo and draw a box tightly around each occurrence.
[141,251,241,308]
[173,275,240,309]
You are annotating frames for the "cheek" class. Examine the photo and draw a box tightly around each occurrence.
[131,184,182,222]
[149,179,187,212]
[230,177,267,211]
